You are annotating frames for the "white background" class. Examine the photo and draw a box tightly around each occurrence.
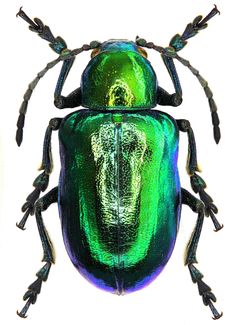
[0,0,235,324]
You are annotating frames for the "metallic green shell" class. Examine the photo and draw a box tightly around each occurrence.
[81,41,157,110]
[58,109,181,293]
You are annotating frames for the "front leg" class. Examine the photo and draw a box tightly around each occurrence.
[177,119,223,231]
[156,86,182,107]
[54,86,81,109]
[169,5,220,52]
[16,7,68,54]
[16,118,62,230]
[158,55,183,106]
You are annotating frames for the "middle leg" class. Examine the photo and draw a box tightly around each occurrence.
[16,117,62,230]
[177,119,223,231]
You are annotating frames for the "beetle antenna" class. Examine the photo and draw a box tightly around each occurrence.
[16,8,101,146]
[136,37,221,144]
[136,6,221,144]
[16,57,61,146]
[15,43,100,146]
[171,54,220,144]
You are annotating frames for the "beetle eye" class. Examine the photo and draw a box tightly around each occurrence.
[137,47,148,58]
[91,48,101,58]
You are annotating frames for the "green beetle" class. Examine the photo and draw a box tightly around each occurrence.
[16,6,223,319]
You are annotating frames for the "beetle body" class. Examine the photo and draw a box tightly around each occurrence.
[59,109,181,293]
[16,7,223,319]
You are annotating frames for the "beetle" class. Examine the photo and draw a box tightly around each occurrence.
[16,6,223,319]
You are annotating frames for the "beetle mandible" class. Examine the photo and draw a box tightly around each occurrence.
[16,6,223,319]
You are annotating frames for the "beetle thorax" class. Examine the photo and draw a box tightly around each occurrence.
[81,40,158,111]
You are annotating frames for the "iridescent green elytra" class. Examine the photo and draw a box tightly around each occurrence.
[59,108,180,293]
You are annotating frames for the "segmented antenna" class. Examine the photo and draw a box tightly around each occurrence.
[136,5,221,143]
[16,7,101,146]
[16,57,60,146]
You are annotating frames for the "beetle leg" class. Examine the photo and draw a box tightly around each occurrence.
[17,187,58,318]
[54,43,101,110]
[168,6,220,52]
[177,119,223,231]
[17,7,68,54]
[16,118,62,230]
[156,86,182,107]
[161,55,183,102]
[182,188,223,320]
[54,57,79,109]
[54,86,81,109]
[156,55,183,107]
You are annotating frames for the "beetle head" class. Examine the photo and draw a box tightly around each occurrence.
[81,40,157,110]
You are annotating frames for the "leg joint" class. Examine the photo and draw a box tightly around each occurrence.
[49,117,62,130]
[195,200,205,214]
[34,198,45,213]
[177,119,191,132]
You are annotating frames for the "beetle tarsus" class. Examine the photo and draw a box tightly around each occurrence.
[213,4,220,16]
[17,307,28,318]
[16,6,23,18]
[182,190,222,319]
[214,225,224,232]
[197,278,223,320]
[17,296,33,318]
[197,278,223,319]
[209,209,224,232]
[208,300,223,320]
[197,187,223,231]
[16,222,26,231]
[17,188,57,317]
[212,311,223,320]
[17,281,42,319]
[198,5,220,28]
[166,6,220,53]
[16,206,33,230]
[16,7,40,31]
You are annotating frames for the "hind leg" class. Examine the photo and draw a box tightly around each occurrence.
[182,188,222,319]
[17,187,58,318]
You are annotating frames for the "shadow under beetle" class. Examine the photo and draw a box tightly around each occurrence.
[16,6,223,319]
